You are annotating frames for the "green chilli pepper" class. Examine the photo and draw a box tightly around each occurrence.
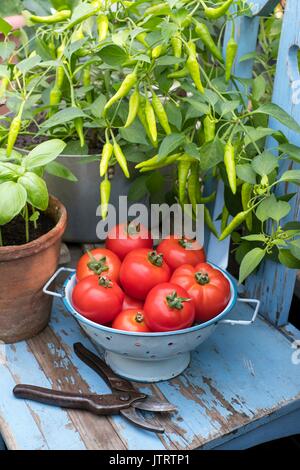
[124,89,140,128]
[145,99,157,144]
[113,142,130,178]
[198,191,216,204]
[203,115,215,143]
[29,10,71,24]
[152,91,171,135]
[186,41,204,94]
[6,104,24,157]
[104,71,137,112]
[0,77,9,99]
[177,156,191,205]
[97,14,109,41]
[49,86,62,114]
[136,152,181,169]
[152,44,165,59]
[225,36,238,82]
[241,183,253,231]
[167,67,188,79]
[100,177,111,220]
[136,32,148,48]
[187,162,199,214]
[83,65,92,104]
[145,3,171,16]
[171,35,182,70]
[224,142,236,194]
[75,117,85,147]
[194,21,223,62]
[137,98,157,147]
[204,206,218,238]
[219,210,249,241]
[221,205,229,233]
[100,142,113,177]
[139,153,181,172]
[204,0,234,19]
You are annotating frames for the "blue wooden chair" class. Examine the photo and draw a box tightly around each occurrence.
[0,0,299,450]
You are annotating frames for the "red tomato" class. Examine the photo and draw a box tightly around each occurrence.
[105,222,153,260]
[72,275,124,325]
[119,248,171,300]
[76,248,121,282]
[112,309,151,332]
[122,294,144,310]
[143,283,195,332]
[157,236,206,271]
[171,263,231,322]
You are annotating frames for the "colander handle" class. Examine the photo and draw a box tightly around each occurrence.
[43,267,76,298]
[219,298,260,326]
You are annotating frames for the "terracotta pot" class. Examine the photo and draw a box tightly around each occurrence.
[0,196,67,343]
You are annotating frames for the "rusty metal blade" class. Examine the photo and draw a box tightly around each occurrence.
[133,398,177,413]
[120,408,165,433]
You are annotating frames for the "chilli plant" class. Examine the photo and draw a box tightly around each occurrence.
[0,0,300,283]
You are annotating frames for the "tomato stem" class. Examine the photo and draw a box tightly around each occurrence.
[178,238,193,250]
[135,312,144,323]
[166,291,191,310]
[195,272,210,285]
[148,250,163,267]
[98,277,112,288]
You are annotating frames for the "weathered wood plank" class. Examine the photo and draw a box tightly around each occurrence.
[245,0,300,325]
[2,295,300,450]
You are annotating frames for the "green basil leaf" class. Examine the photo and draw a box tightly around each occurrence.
[0,181,27,225]
[24,139,66,170]
[18,172,49,211]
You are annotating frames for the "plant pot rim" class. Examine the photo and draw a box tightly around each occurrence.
[0,195,67,261]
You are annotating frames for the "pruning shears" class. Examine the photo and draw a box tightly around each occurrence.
[13,342,177,433]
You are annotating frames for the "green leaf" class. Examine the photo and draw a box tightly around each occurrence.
[290,239,300,260]
[0,41,15,60]
[256,195,291,223]
[251,151,278,176]
[184,98,209,116]
[278,249,300,269]
[17,55,41,74]
[243,127,274,147]
[146,171,164,196]
[158,133,185,160]
[280,170,300,185]
[252,75,266,102]
[0,17,12,36]
[165,102,182,130]
[24,139,66,170]
[184,143,200,159]
[0,181,27,225]
[279,143,300,163]
[239,247,266,284]
[89,94,106,119]
[236,164,257,184]
[128,175,149,201]
[40,107,87,129]
[98,45,127,66]
[199,138,224,171]
[45,161,78,182]
[63,2,99,30]
[252,103,300,134]
[219,100,240,117]
[156,56,184,66]
[242,234,268,242]
[18,172,48,211]
[120,120,149,146]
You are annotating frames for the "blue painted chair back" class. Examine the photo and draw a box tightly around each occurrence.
[207,0,299,326]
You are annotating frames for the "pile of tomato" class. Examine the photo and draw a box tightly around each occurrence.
[72,223,231,333]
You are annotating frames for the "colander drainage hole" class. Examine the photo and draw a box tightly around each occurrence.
[106,336,112,341]
[135,342,141,347]
[197,335,202,339]
[168,342,173,346]
[150,355,156,358]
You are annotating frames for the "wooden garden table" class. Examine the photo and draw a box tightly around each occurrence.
[0,247,300,450]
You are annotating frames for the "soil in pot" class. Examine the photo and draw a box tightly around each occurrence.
[1,213,54,246]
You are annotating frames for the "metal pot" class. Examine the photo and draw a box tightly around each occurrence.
[45,155,133,243]
[44,264,260,382]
